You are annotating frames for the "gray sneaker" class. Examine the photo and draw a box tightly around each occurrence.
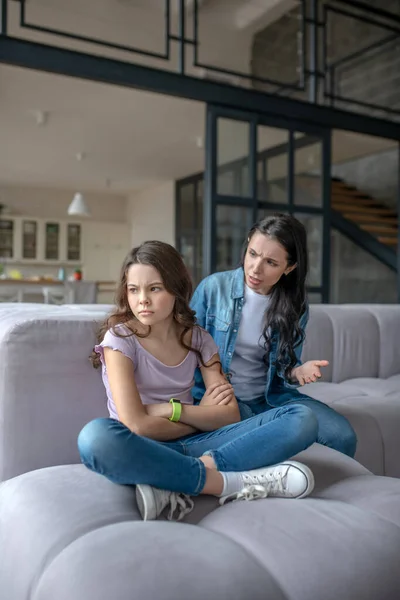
[220,461,315,505]
[136,484,194,521]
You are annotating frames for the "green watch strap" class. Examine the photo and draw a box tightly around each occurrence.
[169,398,182,422]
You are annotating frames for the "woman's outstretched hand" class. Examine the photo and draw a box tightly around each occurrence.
[292,360,329,385]
[200,382,235,406]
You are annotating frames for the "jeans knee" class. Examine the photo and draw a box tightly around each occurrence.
[274,404,318,445]
[294,405,319,445]
[333,420,357,458]
[77,418,116,469]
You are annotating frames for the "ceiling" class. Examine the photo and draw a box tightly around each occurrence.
[0,0,397,196]
[0,64,206,192]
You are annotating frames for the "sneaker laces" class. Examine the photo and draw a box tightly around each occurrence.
[166,492,194,521]
[220,484,269,506]
[243,466,288,495]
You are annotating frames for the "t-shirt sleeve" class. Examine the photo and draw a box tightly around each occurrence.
[195,327,219,367]
[94,327,136,369]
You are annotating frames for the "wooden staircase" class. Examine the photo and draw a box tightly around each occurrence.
[331,178,398,249]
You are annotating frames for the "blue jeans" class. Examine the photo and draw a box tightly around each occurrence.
[238,394,357,458]
[78,404,318,496]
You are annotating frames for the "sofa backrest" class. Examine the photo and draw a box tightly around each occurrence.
[1,303,399,481]
[302,305,400,382]
[0,307,109,481]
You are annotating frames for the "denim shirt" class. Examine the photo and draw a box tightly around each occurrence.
[190,267,309,407]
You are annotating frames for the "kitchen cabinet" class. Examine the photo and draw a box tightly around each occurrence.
[0,217,82,264]
[0,216,129,279]
[0,219,15,259]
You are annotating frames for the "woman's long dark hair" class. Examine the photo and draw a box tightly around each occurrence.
[241,214,308,380]
[91,240,218,370]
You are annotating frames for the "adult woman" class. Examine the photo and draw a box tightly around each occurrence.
[191,214,357,458]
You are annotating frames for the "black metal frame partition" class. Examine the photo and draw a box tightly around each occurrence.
[203,105,331,302]
[203,105,332,303]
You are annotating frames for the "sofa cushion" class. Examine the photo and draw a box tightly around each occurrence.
[200,497,400,600]
[298,383,400,476]
[0,446,399,600]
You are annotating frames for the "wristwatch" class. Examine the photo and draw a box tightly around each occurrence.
[169,398,182,422]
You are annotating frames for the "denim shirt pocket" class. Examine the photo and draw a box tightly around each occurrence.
[206,314,230,357]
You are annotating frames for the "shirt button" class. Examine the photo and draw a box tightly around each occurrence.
[233,329,237,333]
[228,352,232,356]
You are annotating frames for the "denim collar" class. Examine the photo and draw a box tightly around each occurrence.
[231,267,245,300]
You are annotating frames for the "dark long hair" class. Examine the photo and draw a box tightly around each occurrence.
[91,240,216,370]
[241,214,308,379]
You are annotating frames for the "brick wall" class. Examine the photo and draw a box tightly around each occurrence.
[251,0,400,115]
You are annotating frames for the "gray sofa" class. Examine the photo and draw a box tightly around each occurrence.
[301,304,400,478]
[0,303,400,599]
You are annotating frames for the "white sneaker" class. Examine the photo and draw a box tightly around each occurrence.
[219,461,314,505]
[136,484,194,521]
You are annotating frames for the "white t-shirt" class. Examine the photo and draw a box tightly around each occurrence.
[230,284,270,402]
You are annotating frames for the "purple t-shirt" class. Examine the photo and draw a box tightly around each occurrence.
[94,324,218,420]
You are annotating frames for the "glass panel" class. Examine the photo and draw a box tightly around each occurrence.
[307,293,322,303]
[217,118,250,197]
[216,205,253,271]
[295,213,323,287]
[331,130,398,212]
[22,220,37,259]
[195,181,203,285]
[180,234,195,281]
[294,137,322,207]
[257,159,264,198]
[267,155,289,204]
[0,219,14,259]
[330,229,397,303]
[179,183,195,230]
[67,224,81,261]
[217,171,235,195]
[330,131,399,303]
[45,222,60,260]
[178,180,203,285]
[257,125,289,204]
[241,163,249,197]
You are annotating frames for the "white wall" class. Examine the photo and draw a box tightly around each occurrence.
[0,184,127,222]
[127,181,175,247]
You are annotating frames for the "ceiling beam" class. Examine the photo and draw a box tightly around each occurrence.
[1,36,400,142]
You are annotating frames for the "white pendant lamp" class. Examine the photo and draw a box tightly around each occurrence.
[68,192,91,217]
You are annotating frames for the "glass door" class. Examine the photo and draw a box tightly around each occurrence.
[204,105,331,302]
[67,224,81,262]
[0,219,14,259]
[45,222,60,260]
[22,220,38,260]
